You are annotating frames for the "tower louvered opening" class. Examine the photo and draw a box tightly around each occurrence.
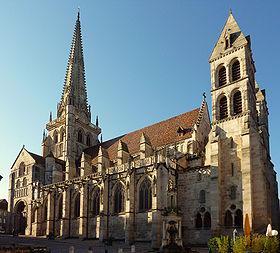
[219,96,228,120]
[218,66,226,87]
[233,91,242,115]
[232,61,240,81]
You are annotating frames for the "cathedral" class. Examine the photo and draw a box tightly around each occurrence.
[7,11,279,247]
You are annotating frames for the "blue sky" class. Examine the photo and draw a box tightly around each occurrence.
[0,1,280,199]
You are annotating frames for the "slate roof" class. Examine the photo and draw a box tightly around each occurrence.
[84,107,201,165]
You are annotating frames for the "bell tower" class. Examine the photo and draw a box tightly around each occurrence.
[43,11,101,179]
[206,10,279,233]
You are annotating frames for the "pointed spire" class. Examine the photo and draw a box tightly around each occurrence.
[42,129,46,143]
[49,112,52,122]
[96,115,99,127]
[230,8,232,15]
[100,134,103,143]
[57,10,90,120]
[209,11,248,62]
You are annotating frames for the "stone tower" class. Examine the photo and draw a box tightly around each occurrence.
[206,11,279,232]
[42,11,101,180]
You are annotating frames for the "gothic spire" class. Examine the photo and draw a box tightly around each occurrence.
[58,11,90,119]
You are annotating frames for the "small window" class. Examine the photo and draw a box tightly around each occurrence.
[225,210,233,227]
[204,212,211,228]
[23,178,27,187]
[219,96,228,119]
[231,164,234,177]
[16,180,20,188]
[199,190,206,203]
[195,213,202,228]
[233,91,242,115]
[53,131,58,143]
[114,183,124,214]
[231,139,234,148]
[218,67,227,87]
[74,193,80,218]
[78,130,83,143]
[86,134,91,146]
[231,186,237,200]
[234,209,243,227]
[92,188,100,216]
[232,61,241,81]
[60,128,65,142]
[225,38,230,49]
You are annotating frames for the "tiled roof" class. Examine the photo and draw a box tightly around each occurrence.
[84,108,200,165]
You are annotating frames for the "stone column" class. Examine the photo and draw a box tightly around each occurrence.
[46,192,54,235]
[79,184,88,239]
[61,188,70,238]
[100,178,109,241]
[26,202,33,235]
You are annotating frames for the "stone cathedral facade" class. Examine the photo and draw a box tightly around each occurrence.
[7,11,279,246]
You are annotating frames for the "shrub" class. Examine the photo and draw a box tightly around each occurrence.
[263,236,279,253]
[232,236,247,253]
[208,237,218,249]
[216,235,229,253]
[251,233,265,253]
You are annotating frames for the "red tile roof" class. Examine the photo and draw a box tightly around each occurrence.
[84,108,201,165]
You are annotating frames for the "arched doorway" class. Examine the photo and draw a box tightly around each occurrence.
[14,201,27,235]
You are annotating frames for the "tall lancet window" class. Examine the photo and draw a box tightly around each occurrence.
[74,193,80,218]
[114,183,124,214]
[233,91,242,115]
[139,178,152,211]
[232,60,241,81]
[92,187,100,216]
[219,96,228,119]
[218,67,227,87]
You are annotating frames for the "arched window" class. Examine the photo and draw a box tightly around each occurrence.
[53,131,58,144]
[23,178,27,187]
[92,188,100,216]
[16,179,20,188]
[199,190,206,203]
[86,134,91,146]
[231,186,237,200]
[74,193,80,218]
[218,66,226,87]
[58,197,63,219]
[195,213,202,228]
[225,210,233,227]
[139,178,152,211]
[233,91,242,115]
[78,130,83,143]
[234,209,243,227]
[19,162,25,177]
[219,96,228,119]
[204,212,211,228]
[232,60,240,81]
[114,183,124,214]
